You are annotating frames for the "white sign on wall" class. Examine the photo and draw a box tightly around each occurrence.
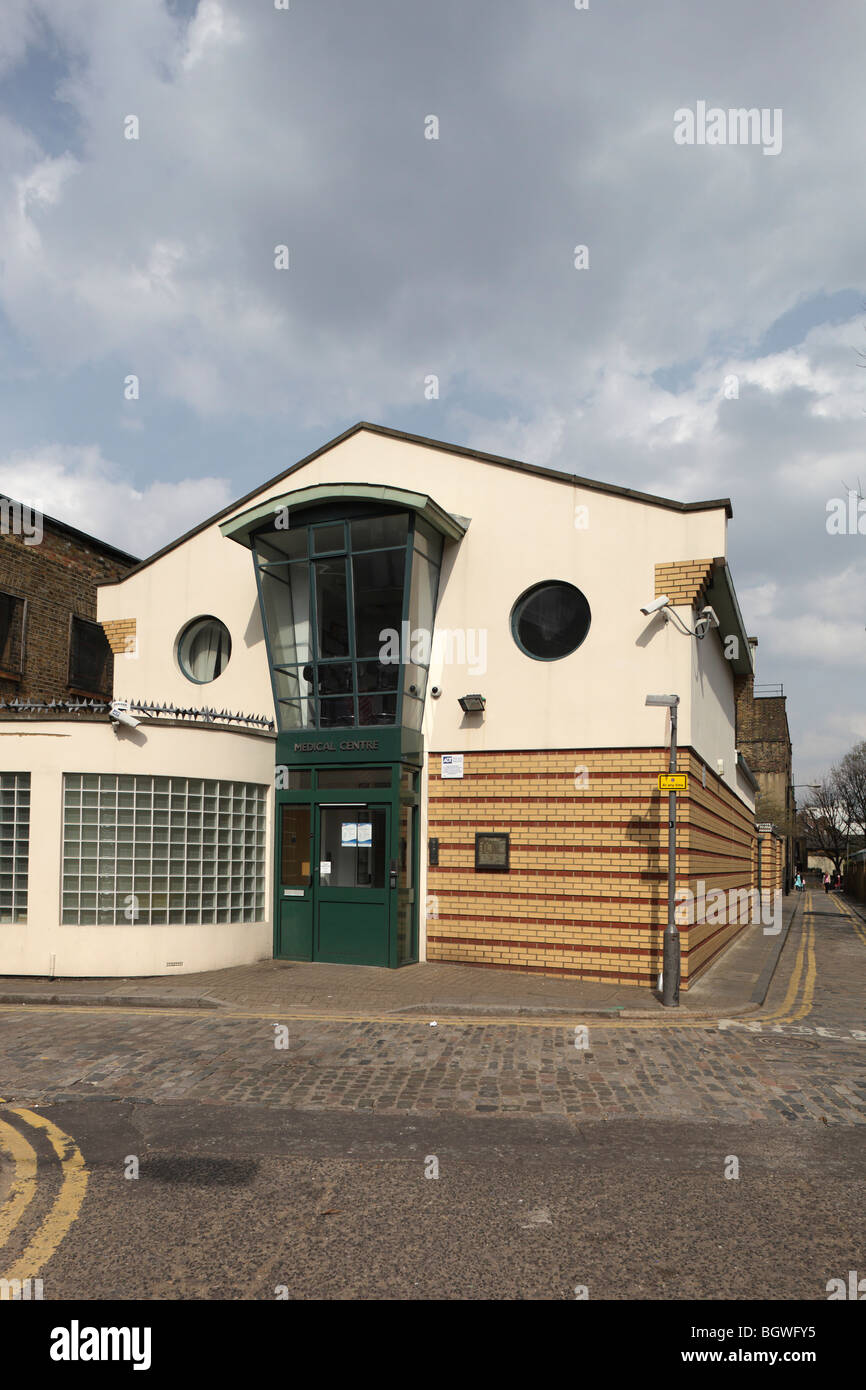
[441,754,464,779]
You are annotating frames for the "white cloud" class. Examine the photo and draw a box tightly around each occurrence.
[9,153,79,255]
[739,561,866,671]
[0,0,42,77]
[181,0,242,72]
[0,0,864,767]
[0,444,232,556]
[739,582,778,625]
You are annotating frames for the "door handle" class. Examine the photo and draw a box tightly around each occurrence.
[390,870,398,889]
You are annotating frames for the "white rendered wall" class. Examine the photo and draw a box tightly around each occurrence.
[95,427,753,973]
[0,720,274,978]
[99,427,738,760]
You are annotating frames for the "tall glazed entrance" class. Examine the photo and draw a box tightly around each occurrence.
[275,755,419,967]
[220,483,465,967]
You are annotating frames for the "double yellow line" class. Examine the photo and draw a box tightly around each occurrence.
[0,1000,718,1031]
[759,892,817,1024]
[0,894,836,1041]
[0,1109,88,1297]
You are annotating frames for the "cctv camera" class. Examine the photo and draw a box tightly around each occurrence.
[694,605,721,638]
[110,702,140,730]
[640,595,671,616]
[430,685,442,699]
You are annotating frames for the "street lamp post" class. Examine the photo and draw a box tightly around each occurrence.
[646,694,681,1007]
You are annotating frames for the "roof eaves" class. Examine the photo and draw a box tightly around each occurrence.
[705,558,754,676]
[0,493,139,567]
[736,751,760,793]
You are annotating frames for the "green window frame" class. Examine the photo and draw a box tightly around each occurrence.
[253,507,442,732]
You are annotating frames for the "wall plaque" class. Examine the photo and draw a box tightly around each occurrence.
[475,832,509,873]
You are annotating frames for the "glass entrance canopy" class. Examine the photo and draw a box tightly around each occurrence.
[220,484,466,732]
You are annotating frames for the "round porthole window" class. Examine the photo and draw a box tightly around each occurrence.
[177,616,232,684]
[511,581,591,660]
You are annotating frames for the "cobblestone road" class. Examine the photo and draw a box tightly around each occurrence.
[1,893,864,1125]
[1,893,864,1308]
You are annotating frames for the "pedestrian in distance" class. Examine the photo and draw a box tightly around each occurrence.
[794,872,803,892]
[823,872,831,894]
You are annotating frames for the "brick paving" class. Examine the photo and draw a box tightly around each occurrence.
[0,890,863,1126]
[0,894,805,1017]
[1,1008,864,1125]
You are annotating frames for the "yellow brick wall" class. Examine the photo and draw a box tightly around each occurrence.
[654,559,716,608]
[678,750,759,980]
[100,618,136,655]
[426,746,757,989]
[759,833,784,893]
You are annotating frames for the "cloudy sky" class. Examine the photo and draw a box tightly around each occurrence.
[0,0,864,778]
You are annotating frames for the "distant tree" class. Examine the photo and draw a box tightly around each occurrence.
[836,741,866,839]
[800,777,851,875]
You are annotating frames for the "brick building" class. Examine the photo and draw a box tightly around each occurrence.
[0,499,137,705]
[734,640,803,891]
[1,425,764,985]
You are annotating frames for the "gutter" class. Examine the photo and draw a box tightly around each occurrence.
[736,751,760,792]
[704,558,754,677]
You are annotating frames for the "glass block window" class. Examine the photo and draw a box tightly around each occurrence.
[0,773,30,923]
[61,774,267,926]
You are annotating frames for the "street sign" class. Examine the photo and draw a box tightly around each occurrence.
[658,773,688,792]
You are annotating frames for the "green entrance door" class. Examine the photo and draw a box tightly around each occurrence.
[316,803,391,965]
[276,803,314,959]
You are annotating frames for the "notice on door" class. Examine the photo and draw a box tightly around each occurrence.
[341,821,372,847]
[441,754,464,779]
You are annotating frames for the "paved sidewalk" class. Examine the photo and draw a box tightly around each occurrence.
[0,893,803,1019]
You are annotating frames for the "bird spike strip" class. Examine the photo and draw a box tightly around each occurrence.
[0,697,274,730]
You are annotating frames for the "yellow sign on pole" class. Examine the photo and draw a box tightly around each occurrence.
[658,773,688,792]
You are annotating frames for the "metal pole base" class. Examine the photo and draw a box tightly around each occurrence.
[662,929,680,1007]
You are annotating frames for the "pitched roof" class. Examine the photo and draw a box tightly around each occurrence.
[99,421,734,584]
[0,493,139,566]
